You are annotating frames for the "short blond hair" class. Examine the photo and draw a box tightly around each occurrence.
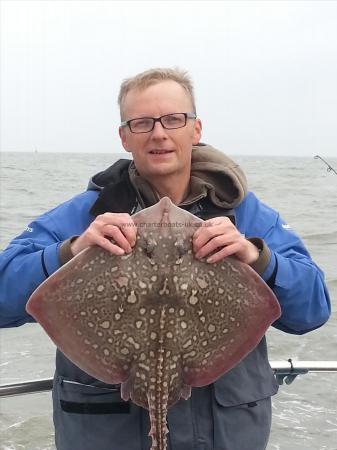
[118,67,196,119]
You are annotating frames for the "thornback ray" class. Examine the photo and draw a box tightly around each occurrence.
[26,197,281,450]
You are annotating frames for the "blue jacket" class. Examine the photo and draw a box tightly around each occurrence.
[0,180,330,332]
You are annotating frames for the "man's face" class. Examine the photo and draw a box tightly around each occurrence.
[119,80,202,182]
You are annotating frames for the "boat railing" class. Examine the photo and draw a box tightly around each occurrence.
[1,359,337,398]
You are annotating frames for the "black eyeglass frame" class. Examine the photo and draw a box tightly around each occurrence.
[120,112,197,134]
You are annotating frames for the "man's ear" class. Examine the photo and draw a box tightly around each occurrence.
[119,127,131,153]
[192,118,202,145]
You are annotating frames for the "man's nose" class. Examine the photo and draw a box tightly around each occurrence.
[150,120,168,138]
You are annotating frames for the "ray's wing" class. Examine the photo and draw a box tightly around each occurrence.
[168,254,281,387]
[26,245,157,386]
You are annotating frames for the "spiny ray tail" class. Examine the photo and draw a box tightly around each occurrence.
[148,306,169,450]
[148,381,169,450]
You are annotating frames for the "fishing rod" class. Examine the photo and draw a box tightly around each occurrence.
[314,155,337,175]
[1,360,337,398]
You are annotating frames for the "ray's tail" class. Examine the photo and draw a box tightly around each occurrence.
[148,377,169,450]
[148,305,170,450]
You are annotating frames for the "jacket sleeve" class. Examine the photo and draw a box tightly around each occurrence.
[237,192,331,335]
[0,192,96,328]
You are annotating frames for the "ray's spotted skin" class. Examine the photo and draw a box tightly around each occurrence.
[26,197,281,450]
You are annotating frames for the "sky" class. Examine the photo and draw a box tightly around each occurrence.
[1,0,337,157]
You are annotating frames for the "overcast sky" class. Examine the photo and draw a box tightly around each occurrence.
[1,1,337,156]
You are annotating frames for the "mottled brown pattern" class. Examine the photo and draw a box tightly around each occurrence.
[27,197,281,450]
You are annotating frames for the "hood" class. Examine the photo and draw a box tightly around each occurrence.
[128,143,247,209]
[88,143,247,211]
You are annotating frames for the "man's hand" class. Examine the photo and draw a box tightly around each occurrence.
[70,213,137,257]
[193,217,260,264]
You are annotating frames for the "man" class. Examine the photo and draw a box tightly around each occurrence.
[0,68,330,450]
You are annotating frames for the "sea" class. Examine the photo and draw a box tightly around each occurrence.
[0,151,336,450]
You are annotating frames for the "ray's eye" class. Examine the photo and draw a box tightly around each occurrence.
[175,239,188,258]
[145,238,156,258]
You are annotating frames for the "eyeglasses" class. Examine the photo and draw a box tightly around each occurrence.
[120,112,197,134]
